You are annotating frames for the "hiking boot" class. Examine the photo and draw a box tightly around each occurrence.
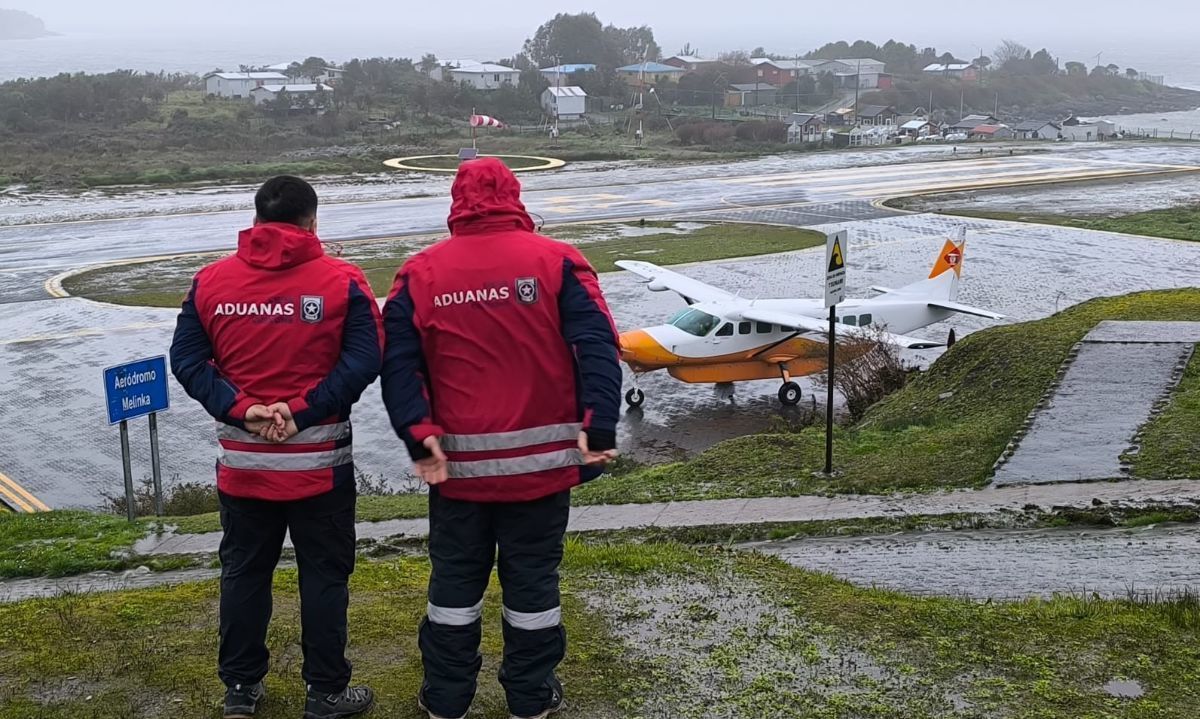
[223,682,266,718]
[416,685,466,719]
[510,678,565,719]
[303,685,375,719]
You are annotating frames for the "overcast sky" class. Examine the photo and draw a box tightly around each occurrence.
[15,0,1199,65]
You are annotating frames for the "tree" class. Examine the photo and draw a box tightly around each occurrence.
[297,57,329,83]
[602,23,660,66]
[1105,63,1121,76]
[718,50,751,66]
[1065,61,1087,76]
[418,54,439,74]
[994,40,1030,70]
[751,46,767,58]
[1030,49,1058,76]
[1126,67,1140,79]
[522,12,608,66]
[678,42,695,57]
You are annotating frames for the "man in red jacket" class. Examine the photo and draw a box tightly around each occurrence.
[171,176,381,719]
[382,158,622,719]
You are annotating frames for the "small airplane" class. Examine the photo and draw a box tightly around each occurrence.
[616,231,1004,407]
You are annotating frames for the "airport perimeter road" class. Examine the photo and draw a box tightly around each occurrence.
[2,145,1199,301]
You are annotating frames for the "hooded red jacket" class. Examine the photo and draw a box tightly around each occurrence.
[381,158,622,502]
[171,223,383,501]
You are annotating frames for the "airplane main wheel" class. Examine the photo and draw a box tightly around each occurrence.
[625,388,646,408]
[778,382,802,406]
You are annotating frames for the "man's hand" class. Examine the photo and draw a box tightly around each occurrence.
[414,436,449,485]
[578,432,618,467]
[261,402,298,443]
[244,404,275,436]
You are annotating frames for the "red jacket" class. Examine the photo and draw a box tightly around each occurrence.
[381,158,622,502]
[171,223,383,501]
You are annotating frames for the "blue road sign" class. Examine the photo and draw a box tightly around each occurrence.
[103,356,170,425]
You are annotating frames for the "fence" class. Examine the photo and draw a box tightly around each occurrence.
[1118,127,1200,141]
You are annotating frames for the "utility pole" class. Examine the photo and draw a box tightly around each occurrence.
[853,60,861,124]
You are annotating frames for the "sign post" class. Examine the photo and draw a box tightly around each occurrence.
[103,356,170,520]
[823,230,847,476]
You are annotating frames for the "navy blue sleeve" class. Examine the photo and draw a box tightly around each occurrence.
[559,257,622,451]
[292,279,383,431]
[380,278,438,461]
[169,278,249,427]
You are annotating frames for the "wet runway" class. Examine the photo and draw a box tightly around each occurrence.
[3,145,1200,507]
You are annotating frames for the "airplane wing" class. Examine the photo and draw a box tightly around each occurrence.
[928,300,1006,321]
[614,260,734,305]
[740,306,944,350]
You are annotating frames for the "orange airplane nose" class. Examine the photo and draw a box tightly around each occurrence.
[619,329,675,369]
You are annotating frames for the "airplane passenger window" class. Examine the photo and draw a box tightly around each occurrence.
[669,308,721,336]
[738,322,752,335]
[843,316,858,326]
[756,322,772,333]
[859,314,873,327]
[716,323,734,336]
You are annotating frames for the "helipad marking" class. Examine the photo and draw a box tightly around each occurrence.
[0,471,50,513]
[839,167,1166,198]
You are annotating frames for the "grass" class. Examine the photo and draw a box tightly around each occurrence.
[3,542,1200,717]
[0,511,192,578]
[155,493,430,536]
[897,202,1200,242]
[574,289,1200,504]
[1128,349,1200,479]
[62,222,825,308]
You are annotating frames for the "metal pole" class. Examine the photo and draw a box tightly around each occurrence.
[119,420,135,522]
[149,413,164,516]
[824,306,836,475]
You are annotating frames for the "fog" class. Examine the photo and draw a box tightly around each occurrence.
[12,0,1200,70]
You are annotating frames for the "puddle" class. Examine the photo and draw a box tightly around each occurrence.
[1103,678,1145,699]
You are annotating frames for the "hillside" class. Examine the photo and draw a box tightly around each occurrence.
[0,8,51,39]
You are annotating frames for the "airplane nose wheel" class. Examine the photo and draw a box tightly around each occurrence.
[778,381,802,406]
[625,387,646,408]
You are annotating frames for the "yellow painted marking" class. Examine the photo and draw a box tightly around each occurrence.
[543,193,623,204]
[0,471,50,513]
[839,167,1156,198]
[592,199,675,209]
[1040,155,1200,171]
[720,159,1034,187]
[0,322,174,346]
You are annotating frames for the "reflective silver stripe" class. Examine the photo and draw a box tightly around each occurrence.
[446,449,583,479]
[502,606,562,631]
[441,422,582,452]
[218,446,353,471]
[427,599,484,626]
[217,421,351,445]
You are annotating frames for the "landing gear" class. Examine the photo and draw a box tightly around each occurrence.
[625,387,646,408]
[778,382,802,406]
[777,364,802,406]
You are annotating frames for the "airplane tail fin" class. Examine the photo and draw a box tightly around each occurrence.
[891,227,966,301]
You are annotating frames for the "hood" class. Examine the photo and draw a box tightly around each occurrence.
[236,222,324,270]
[448,157,535,234]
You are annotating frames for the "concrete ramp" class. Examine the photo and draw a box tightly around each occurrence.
[992,321,1200,485]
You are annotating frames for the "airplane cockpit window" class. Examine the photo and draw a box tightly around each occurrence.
[716,323,734,336]
[669,308,721,336]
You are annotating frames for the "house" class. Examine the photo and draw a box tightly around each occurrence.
[205,71,289,99]
[726,83,777,107]
[442,61,520,90]
[827,107,856,126]
[856,105,898,127]
[923,63,979,82]
[664,55,719,72]
[749,58,814,87]
[249,84,333,110]
[539,64,597,82]
[948,113,998,133]
[1059,117,1116,141]
[262,62,344,84]
[616,61,686,86]
[900,119,935,137]
[1014,120,1061,140]
[787,113,825,143]
[816,58,888,89]
[969,124,1014,140]
[542,86,587,119]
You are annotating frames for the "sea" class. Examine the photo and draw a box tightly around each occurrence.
[1,30,1198,132]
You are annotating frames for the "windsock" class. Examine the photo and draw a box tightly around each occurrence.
[470,114,505,128]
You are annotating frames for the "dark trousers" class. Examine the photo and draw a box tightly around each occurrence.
[420,488,571,718]
[218,481,357,693]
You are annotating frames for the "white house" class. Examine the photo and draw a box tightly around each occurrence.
[542,86,587,120]
[816,58,886,88]
[250,83,333,108]
[1014,120,1061,140]
[205,72,289,99]
[442,61,520,90]
[1060,117,1117,141]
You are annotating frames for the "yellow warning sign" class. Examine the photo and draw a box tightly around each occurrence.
[828,237,845,272]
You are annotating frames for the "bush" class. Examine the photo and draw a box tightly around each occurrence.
[734,120,788,143]
[104,476,219,518]
[813,329,915,422]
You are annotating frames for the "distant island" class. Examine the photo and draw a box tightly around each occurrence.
[0,9,53,40]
